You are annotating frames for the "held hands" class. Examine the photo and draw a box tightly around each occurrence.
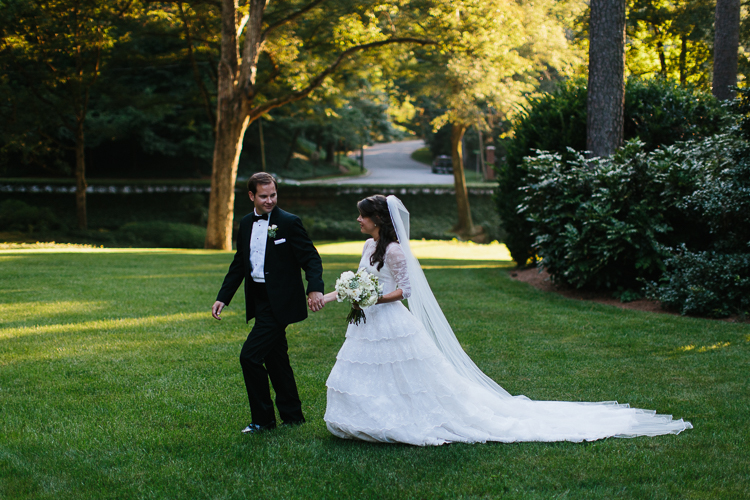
[308,291,325,312]
[211,301,225,320]
[310,291,339,312]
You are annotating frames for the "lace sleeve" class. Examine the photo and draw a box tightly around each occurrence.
[386,243,411,299]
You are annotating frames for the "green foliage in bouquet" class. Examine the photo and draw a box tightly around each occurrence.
[335,269,383,326]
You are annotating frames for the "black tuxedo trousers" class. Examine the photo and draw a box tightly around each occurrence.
[239,281,304,425]
[216,207,323,426]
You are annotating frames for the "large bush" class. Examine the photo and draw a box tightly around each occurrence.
[647,112,750,316]
[0,199,63,233]
[497,80,587,266]
[522,131,746,297]
[498,78,728,266]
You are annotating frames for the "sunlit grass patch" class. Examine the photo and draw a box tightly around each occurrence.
[0,244,228,255]
[1,311,207,339]
[0,241,104,250]
[318,239,511,261]
[676,341,732,353]
[0,300,108,325]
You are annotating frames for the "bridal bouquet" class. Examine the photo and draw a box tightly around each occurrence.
[335,269,383,325]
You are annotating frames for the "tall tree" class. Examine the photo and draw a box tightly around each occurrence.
[713,0,741,100]
[407,0,584,237]
[0,0,133,229]
[587,0,626,157]
[204,0,433,250]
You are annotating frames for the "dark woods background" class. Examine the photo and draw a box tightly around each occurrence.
[4,0,748,182]
[0,1,407,181]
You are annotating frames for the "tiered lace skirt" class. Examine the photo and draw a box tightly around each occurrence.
[324,302,692,446]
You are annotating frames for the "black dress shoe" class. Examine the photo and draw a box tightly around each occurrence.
[241,422,276,434]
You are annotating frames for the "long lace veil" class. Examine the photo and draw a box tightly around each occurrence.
[386,195,513,399]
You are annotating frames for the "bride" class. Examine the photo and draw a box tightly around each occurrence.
[319,194,692,446]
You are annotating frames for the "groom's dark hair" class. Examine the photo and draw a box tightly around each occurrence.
[247,172,278,194]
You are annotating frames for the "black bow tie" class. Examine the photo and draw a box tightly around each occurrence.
[252,213,269,222]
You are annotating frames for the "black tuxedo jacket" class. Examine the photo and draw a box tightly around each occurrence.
[216,206,324,325]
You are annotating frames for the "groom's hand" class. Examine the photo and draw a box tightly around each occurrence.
[308,292,325,312]
[212,301,225,320]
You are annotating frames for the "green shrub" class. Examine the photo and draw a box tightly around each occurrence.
[646,121,750,316]
[410,147,432,166]
[679,140,750,253]
[498,78,728,266]
[0,199,63,233]
[522,132,746,296]
[732,87,750,141]
[497,80,587,266]
[647,248,750,318]
[624,78,728,147]
[118,221,206,248]
[522,141,671,292]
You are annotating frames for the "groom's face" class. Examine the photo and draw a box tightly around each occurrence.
[249,182,278,215]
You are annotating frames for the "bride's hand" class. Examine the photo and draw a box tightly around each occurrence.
[322,291,338,305]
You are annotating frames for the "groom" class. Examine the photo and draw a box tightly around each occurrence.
[212,172,325,434]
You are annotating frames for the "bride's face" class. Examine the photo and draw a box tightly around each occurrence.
[357,213,379,238]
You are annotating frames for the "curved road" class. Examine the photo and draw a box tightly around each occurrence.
[302,139,455,185]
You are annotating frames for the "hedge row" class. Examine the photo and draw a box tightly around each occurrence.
[0,184,503,247]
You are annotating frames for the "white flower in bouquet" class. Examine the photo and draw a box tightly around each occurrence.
[335,269,384,325]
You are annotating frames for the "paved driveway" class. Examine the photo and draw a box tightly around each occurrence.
[302,140,455,185]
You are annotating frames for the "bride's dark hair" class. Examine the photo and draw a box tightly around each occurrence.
[357,194,398,271]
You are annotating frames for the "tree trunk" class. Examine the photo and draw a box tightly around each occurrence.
[450,123,475,237]
[679,35,687,85]
[204,0,255,250]
[713,0,740,101]
[325,141,335,164]
[656,41,667,75]
[205,106,251,250]
[587,0,626,158]
[477,124,486,178]
[74,116,87,230]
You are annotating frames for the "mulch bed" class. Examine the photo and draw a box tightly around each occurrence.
[510,267,746,322]
[509,267,675,315]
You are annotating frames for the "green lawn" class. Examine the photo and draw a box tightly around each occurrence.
[1,243,748,499]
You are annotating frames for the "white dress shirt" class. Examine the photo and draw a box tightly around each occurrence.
[249,210,269,283]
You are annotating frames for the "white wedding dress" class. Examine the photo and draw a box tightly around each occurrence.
[324,197,692,446]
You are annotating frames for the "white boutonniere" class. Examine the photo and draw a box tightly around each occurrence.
[267,224,278,238]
